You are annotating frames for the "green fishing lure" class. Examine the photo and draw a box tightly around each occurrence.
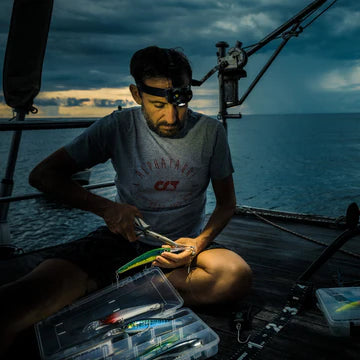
[116,247,184,274]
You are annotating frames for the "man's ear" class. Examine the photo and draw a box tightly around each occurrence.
[129,84,142,105]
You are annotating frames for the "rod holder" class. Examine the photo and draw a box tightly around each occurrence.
[298,203,360,282]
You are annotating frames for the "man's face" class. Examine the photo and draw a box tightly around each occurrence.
[134,77,190,138]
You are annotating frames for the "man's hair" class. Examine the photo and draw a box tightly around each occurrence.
[130,46,192,87]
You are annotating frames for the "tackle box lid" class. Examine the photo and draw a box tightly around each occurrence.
[35,267,186,359]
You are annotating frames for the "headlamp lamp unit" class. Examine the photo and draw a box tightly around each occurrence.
[136,82,193,107]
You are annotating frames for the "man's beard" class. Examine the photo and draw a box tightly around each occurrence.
[142,107,185,138]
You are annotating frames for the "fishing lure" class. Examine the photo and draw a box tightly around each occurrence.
[145,338,203,360]
[116,247,185,274]
[135,333,180,360]
[102,318,183,339]
[83,303,162,332]
[335,299,360,312]
[125,319,180,333]
[102,327,125,339]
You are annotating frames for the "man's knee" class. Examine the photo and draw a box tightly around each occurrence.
[199,249,252,302]
[225,258,252,299]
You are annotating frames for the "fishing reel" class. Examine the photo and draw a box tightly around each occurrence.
[216,41,248,106]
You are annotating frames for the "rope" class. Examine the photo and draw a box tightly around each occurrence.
[247,208,360,260]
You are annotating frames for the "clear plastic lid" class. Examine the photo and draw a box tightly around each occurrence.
[36,267,184,359]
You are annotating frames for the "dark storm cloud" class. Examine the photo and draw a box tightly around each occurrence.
[32,97,134,108]
[33,98,59,107]
[64,98,90,107]
[33,97,90,107]
[93,99,134,107]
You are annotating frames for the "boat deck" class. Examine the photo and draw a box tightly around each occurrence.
[2,209,360,359]
[196,210,360,360]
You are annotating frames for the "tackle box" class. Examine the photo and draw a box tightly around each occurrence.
[316,287,360,336]
[35,267,219,360]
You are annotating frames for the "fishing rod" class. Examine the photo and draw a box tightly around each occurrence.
[191,0,338,130]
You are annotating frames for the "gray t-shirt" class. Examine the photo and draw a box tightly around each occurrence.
[65,107,233,245]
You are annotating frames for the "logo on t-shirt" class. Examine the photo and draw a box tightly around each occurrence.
[154,180,179,191]
[131,157,203,209]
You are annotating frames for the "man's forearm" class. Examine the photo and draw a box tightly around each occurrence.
[29,170,114,218]
[28,146,116,218]
[195,203,235,251]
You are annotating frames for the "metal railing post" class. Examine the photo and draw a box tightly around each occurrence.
[0,110,26,243]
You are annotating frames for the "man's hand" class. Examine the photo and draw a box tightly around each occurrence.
[152,238,198,269]
[102,203,142,242]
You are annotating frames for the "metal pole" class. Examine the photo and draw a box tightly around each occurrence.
[297,227,360,282]
[246,0,327,57]
[0,110,26,243]
[216,42,229,132]
[236,23,300,108]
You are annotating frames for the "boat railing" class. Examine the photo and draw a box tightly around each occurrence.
[0,117,115,244]
[0,118,97,131]
[0,181,115,204]
[236,205,345,228]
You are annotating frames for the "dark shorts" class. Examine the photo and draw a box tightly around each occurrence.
[42,226,226,288]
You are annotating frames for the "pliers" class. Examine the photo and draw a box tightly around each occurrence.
[134,217,182,248]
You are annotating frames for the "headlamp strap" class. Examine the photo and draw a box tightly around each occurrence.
[136,82,192,106]
[136,82,168,98]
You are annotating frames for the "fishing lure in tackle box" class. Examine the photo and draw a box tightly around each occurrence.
[83,303,163,332]
[139,337,203,360]
[336,299,360,312]
[102,318,185,339]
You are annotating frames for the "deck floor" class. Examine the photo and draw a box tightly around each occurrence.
[2,212,360,359]
[195,213,360,360]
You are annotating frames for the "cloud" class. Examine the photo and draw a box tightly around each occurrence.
[212,12,279,39]
[0,88,137,118]
[31,88,136,116]
[93,99,133,107]
[327,8,360,35]
[33,98,59,107]
[0,101,13,119]
[34,97,91,107]
[319,62,360,92]
[36,88,133,101]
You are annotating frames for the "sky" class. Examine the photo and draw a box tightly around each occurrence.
[0,0,359,118]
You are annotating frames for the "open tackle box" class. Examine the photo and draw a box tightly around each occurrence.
[35,267,219,360]
[316,287,360,336]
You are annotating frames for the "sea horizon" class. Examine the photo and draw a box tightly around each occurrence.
[1,111,360,121]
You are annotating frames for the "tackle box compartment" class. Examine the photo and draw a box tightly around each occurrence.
[35,267,219,359]
[316,287,360,336]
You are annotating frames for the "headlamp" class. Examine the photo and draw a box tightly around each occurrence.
[137,82,193,107]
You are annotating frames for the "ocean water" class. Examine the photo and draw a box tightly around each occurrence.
[1,112,360,251]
